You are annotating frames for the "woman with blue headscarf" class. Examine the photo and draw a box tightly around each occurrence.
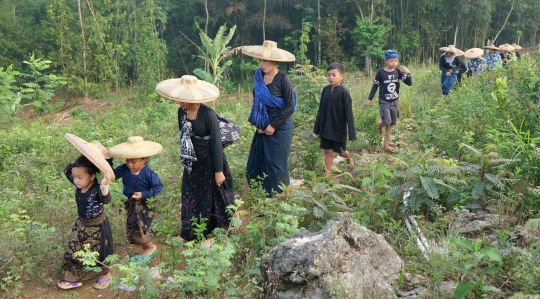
[439,45,463,96]
[242,41,297,196]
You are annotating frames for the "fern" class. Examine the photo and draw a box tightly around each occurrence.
[420,176,440,199]
[484,173,504,189]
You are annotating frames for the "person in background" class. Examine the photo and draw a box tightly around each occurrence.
[483,45,502,69]
[464,48,485,76]
[438,45,462,96]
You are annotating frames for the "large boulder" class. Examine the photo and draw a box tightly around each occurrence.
[260,213,403,299]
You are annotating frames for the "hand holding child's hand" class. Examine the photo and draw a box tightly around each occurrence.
[132,192,143,201]
[364,100,371,108]
[399,65,410,73]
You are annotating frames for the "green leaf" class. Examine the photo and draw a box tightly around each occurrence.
[481,285,501,293]
[451,264,475,276]
[451,238,474,251]
[480,247,502,264]
[484,173,503,189]
[453,281,475,299]
[420,176,439,199]
[474,238,482,251]
[433,178,459,192]
[471,181,485,200]
[480,266,501,275]
[362,177,372,187]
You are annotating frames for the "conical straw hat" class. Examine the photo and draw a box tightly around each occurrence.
[483,44,500,51]
[439,45,462,54]
[499,44,515,52]
[242,40,295,62]
[64,133,115,180]
[155,75,220,103]
[455,49,465,57]
[108,136,163,159]
[511,43,522,50]
[464,48,484,59]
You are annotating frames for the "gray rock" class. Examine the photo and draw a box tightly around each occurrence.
[512,225,540,247]
[261,213,403,299]
[451,209,517,233]
[396,287,426,298]
[435,281,457,299]
[404,273,427,286]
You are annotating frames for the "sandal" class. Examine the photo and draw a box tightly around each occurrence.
[130,249,157,264]
[93,276,112,290]
[58,280,82,290]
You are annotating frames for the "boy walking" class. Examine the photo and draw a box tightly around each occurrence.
[314,62,356,177]
[364,49,412,153]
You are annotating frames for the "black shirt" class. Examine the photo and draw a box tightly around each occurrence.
[64,162,111,219]
[252,71,295,129]
[368,68,412,102]
[178,104,223,172]
[439,53,462,73]
[314,85,357,142]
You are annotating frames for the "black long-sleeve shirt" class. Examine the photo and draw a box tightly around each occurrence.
[439,53,462,73]
[178,104,223,172]
[252,71,295,129]
[368,68,412,102]
[314,85,356,142]
[64,162,111,219]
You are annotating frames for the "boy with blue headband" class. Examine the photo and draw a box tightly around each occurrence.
[364,49,412,153]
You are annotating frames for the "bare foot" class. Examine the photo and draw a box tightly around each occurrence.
[142,243,157,255]
[347,157,355,168]
[376,120,383,134]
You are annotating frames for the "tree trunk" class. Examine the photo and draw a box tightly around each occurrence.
[493,0,514,44]
[365,55,371,77]
[204,0,210,72]
[317,0,321,66]
[263,0,267,40]
[77,0,88,99]
[453,23,458,45]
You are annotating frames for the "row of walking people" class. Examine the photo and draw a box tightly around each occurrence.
[439,43,523,95]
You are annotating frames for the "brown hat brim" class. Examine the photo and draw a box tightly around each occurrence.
[64,133,115,180]
[156,76,220,103]
[108,136,163,159]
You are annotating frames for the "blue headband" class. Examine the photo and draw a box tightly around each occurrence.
[385,49,399,60]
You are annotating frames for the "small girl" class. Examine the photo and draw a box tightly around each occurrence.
[108,136,163,263]
[59,155,113,290]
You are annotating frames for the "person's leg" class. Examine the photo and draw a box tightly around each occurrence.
[379,100,392,151]
[384,125,394,153]
[339,150,355,167]
[141,241,157,255]
[324,149,333,177]
[376,119,383,134]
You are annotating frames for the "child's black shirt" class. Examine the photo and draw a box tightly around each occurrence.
[313,84,356,142]
[368,68,412,102]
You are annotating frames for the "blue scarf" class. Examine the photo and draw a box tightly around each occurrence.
[248,68,297,129]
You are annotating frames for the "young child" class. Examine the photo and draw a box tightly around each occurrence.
[313,62,356,177]
[60,155,113,290]
[364,49,412,153]
[108,136,163,263]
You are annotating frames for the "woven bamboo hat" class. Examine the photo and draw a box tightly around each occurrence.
[64,133,115,180]
[464,48,484,59]
[242,40,295,62]
[483,44,500,51]
[499,44,515,52]
[439,45,462,54]
[108,136,163,159]
[155,75,220,103]
[511,43,522,50]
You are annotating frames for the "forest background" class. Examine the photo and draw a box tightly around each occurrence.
[1,0,539,97]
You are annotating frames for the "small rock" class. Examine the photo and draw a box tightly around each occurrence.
[451,209,517,233]
[149,266,162,280]
[404,273,427,286]
[435,281,457,299]
[396,287,426,298]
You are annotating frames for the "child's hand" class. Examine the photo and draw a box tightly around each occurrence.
[132,192,143,201]
[399,65,410,73]
[364,100,371,108]
[314,134,319,138]
[215,172,226,187]
[101,173,112,185]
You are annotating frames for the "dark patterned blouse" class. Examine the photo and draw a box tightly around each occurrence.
[64,162,111,219]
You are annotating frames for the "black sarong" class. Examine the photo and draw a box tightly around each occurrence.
[61,213,113,282]
[125,198,154,244]
[180,137,235,241]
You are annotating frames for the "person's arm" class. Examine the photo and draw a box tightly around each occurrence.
[344,89,356,141]
[99,173,112,204]
[141,169,164,199]
[205,107,224,173]
[365,71,381,107]
[398,67,412,86]
[313,87,325,135]
[64,161,76,186]
[439,55,449,72]
[268,74,295,130]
